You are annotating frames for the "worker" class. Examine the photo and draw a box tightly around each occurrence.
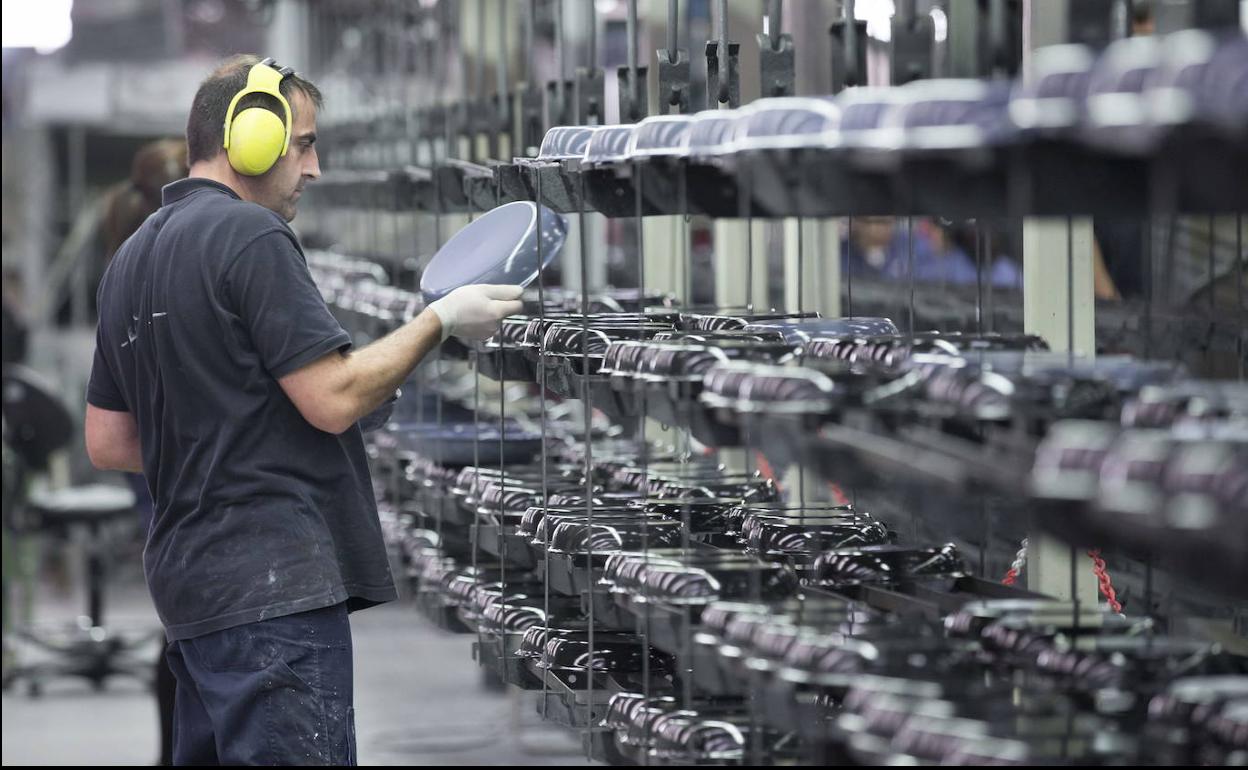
[83,54,521,765]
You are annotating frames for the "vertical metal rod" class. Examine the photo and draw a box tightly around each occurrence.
[797,219,805,314]
[744,165,755,311]
[587,0,598,67]
[846,216,854,316]
[579,245,596,753]
[527,0,537,84]
[681,171,691,305]
[716,0,730,103]
[476,0,487,100]
[1208,214,1216,317]
[976,222,984,333]
[1143,216,1153,360]
[1144,555,1154,631]
[985,229,995,331]
[768,0,783,50]
[534,170,551,720]
[844,0,858,86]
[495,321,507,687]
[1069,543,1080,630]
[1066,216,1074,363]
[626,0,641,117]
[535,197,549,508]
[633,154,652,763]
[797,216,806,504]
[1238,213,1244,381]
[555,0,566,84]
[668,0,680,62]
[468,348,481,675]
[677,154,695,709]
[978,500,988,577]
[461,1,474,101]
[497,0,509,98]
[430,207,443,481]
[907,217,915,333]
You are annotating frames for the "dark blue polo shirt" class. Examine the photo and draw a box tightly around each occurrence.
[88,178,396,641]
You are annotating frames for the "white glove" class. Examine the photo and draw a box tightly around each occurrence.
[428,284,524,342]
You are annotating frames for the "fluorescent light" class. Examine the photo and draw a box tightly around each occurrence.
[2,0,74,54]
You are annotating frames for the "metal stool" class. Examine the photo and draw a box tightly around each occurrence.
[3,483,159,695]
[2,366,159,695]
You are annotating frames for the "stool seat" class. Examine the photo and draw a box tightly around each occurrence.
[27,484,136,524]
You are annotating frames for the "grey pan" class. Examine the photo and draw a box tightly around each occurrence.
[420,201,568,303]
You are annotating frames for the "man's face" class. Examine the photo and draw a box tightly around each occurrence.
[254,90,320,222]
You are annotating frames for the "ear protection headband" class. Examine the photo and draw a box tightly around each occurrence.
[223,58,294,176]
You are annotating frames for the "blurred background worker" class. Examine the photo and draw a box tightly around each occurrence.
[842,216,1022,288]
[98,136,188,768]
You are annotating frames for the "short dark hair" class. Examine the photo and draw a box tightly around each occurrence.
[186,54,323,166]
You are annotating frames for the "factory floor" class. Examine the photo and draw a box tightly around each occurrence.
[2,562,592,766]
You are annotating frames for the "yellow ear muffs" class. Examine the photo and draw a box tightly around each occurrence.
[226,108,287,176]
[222,60,293,176]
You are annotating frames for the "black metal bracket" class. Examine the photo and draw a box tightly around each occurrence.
[656,48,691,114]
[756,32,795,98]
[616,65,650,124]
[491,91,511,159]
[448,99,471,161]
[705,41,741,109]
[545,78,576,129]
[890,14,935,84]
[515,83,545,158]
[574,67,606,125]
[829,19,868,92]
[416,105,445,166]
[466,97,498,162]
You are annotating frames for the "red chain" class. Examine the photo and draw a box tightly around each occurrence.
[1001,567,1020,586]
[1087,548,1123,614]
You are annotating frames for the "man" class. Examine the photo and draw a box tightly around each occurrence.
[84,54,520,765]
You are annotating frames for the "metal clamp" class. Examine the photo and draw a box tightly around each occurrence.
[576,0,605,124]
[657,49,691,114]
[757,32,795,98]
[575,67,606,125]
[619,0,648,124]
[890,6,934,84]
[758,0,794,98]
[705,41,741,108]
[546,78,576,129]
[658,0,691,113]
[516,84,545,157]
[829,18,868,92]
[617,65,651,123]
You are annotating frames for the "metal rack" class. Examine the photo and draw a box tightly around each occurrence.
[302,0,1245,765]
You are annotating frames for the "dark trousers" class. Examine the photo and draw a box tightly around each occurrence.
[164,603,355,766]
